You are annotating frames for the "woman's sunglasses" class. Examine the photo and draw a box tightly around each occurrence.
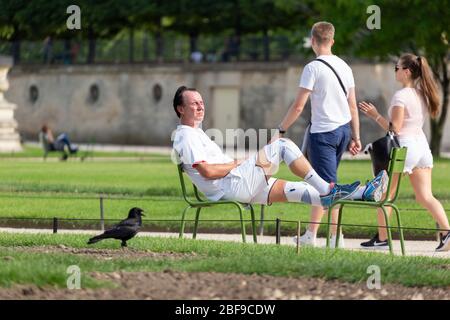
[395,65,408,72]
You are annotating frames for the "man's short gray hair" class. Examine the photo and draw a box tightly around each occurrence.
[311,21,335,45]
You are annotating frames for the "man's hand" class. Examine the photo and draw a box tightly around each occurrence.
[348,138,361,155]
[268,131,282,145]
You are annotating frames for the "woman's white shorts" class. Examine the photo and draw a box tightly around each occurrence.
[399,133,433,174]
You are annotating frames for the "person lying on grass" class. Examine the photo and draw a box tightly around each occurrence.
[171,86,387,247]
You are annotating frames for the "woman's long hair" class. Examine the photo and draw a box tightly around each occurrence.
[400,53,440,118]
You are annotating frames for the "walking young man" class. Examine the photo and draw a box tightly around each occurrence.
[276,21,364,247]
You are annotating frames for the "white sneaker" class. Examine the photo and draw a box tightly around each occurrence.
[330,233,345,248]
[293,230,317,247]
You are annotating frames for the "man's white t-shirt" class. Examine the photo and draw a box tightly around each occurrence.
[299,55,355,133]
[172,125,234,201]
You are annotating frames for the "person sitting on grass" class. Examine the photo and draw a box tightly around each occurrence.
[39,125,79,160]
[171,86,388,246]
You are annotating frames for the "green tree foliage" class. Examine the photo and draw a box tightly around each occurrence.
[0,1,448,153]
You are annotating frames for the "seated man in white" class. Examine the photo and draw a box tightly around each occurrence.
[172,86,387,243]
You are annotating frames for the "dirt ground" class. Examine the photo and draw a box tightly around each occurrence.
[1,247,449,300]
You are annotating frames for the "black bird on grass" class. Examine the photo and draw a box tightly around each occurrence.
[87,207,145,247]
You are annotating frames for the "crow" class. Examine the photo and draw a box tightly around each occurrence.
[87,207,145,247]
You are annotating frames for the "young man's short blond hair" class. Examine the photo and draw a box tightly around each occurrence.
[311,21,335,46]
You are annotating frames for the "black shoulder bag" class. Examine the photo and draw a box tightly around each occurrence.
[364,123,400,176]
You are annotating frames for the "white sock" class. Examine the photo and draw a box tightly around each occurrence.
[304,169,330,195]
[348,186,366,200]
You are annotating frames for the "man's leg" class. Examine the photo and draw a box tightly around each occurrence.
[56,133,70,145]
[267,179,321,206]
[255,138,359,209]
[266,178,322,246]
[256,138,330,195]
[56,133,78,153]
[306,129,341,236]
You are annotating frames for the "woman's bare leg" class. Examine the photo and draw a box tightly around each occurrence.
[409,168,450,235]
[377,173,399,240]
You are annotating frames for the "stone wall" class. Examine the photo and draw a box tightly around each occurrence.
[5,62,448,149]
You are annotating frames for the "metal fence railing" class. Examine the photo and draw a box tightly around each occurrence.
[0,33,306,65]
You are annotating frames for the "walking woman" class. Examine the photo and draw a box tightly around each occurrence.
[358,53,450,251]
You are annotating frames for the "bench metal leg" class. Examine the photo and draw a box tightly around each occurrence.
[391,204,405,256]
[335,205,344,248]
[193,207,201,239]
[258,205,265,236]
[381,206,394,254]
[179,206,191,239]
[236,205,246,243]
[326,206,332,248]
[250,205,257,243]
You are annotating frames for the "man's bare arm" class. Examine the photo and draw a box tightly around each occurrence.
[279,87,311,131]
[347,87,360,140]
[347,87,361,155]
[194,161,239,179]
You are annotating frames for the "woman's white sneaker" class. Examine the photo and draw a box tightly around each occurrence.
[330,233,345,248]
[293,230,317,247]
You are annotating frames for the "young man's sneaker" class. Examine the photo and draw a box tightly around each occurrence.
[362,170,389,202]
[435,232,450,252]
[320,181,361,207]
[360,233,389,250]
[330,233,345,248]
[69,145,79,154]
[293,230,317,247]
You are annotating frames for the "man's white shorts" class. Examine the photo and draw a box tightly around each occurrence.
[220,153,277,205]
[219,139,302,205]
[399,133,433,174]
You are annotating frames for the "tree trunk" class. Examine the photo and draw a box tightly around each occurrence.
[155,30,163,63]
[64,38,71,64]
[155,16,163,63]
[189,32,198,54]
[234,0,241,60]
[87,25,96,64]
[10,26,20,64]
[430,55,449,157]
[430,118,443,157]
[143,31,149,62]
[11,39,21,64]
[129,27,134,63]
[263,28,270,61]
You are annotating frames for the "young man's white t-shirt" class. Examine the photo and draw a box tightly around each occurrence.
[299,54,355,133]
[172,125,234,201]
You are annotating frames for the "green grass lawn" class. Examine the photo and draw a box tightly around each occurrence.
[0,154,449,238]
[0,232,449,289]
